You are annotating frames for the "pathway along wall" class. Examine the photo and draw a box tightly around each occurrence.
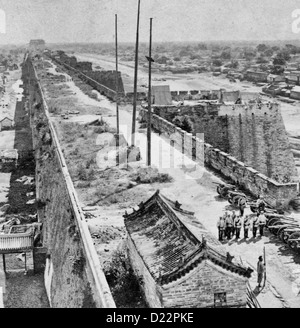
[139,108,299,208]
[23,56,115,308]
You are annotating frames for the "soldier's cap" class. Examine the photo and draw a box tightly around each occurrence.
[259,256,263,260]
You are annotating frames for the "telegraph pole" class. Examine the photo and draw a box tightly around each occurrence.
[115,13,120,165]
[147,18,153,166]
[131,0,141,147]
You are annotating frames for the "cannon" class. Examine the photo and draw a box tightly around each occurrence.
[264,213,300,253]
[287,231,300,253]
[248,202,278,214]
[227,191,248,207]
[279,227,300,244]
[215,183,236,198]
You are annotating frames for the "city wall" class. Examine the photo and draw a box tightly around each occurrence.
[152,102,298,184]
[23,56,115,308]
[139,108,298,207]
[50,55,120,102]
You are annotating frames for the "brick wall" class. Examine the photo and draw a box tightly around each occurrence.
[139,108,298,207]
[24,57,115,308]
[127,236,163,308]
[162,261,247,308]
[127,235,248,308]
[150,102,298,184]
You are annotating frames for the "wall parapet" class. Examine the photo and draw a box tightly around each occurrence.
[26,57,116,308]
[139,108,298,207]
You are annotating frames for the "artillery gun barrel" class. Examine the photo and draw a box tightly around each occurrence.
[287,238,300,242]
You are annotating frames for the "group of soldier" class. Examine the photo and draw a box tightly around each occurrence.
[217,194,268,242]
[217,210,267,242]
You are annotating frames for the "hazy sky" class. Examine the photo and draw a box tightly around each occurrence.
[0,0,300,44]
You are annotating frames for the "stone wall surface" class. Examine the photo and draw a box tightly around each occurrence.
[139,108,298,207]
[24,56,115,308]
[151,102,298,184]
[128,233,247,308]
[127,236,163,308]
[162,261,247,308]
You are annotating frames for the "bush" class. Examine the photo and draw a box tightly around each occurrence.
[104,248,147,308]
[77,164,96,181]
[77,181,91,188]
[130,167,173,184]
[94,186,109,198]
[172,115,193,133]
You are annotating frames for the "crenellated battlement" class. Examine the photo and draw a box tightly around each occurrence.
[218,102,280,117]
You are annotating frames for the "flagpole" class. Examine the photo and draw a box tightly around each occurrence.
[147,18,153,166]
[115,13,120,165]
[131,0,141,147]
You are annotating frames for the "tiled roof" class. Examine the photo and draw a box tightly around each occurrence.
[0,231,34,253]
[124,191,252,285]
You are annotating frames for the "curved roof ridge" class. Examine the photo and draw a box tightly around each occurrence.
[160,246,252,285]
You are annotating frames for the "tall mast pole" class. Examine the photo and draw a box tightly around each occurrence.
[147,18,153,166]
[115,14,119,165]
[131,0,141,146]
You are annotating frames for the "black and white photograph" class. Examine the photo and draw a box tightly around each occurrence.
[1,0,300,311]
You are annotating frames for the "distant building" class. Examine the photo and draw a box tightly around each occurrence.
[245,70,268,83]
[124,190,252,308]
[267,74,285,83]
[290,86,300,100]
[29,39,46,53]
[0,116,13,131]
[152,85,172,105]
[286,74,300,85]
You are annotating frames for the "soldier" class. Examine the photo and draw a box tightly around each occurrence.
[225,213,233,240]
[217,216,226,241]
[258,211,267,237]
[252,213,259,238]
[231,211,237,238]
[234,215,242,239]
[257,256,265,288]
[257,195,266,213]
[238,197,247,217]
[243,215,251,239]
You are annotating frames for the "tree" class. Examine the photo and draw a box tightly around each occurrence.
[230,60,239,69]
[190,54,202,60]
[197,43,207,50]
[212,59,223,67]
[257,44,268,52]
[270,65,284,75]
[172,115,193,133]
[179,49,190,57]
[244,50,257,61]
[273,51,290,66]
[271,46,280,52]
[156,56,169,64]
[264,49,274,57]
[256,56,268,64]
[221,51,231,60]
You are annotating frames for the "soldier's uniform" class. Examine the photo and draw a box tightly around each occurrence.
[252,215,259,238]
[243,216,251,239]
[231,211,237,238]
[258,213,267,237]
[235,216,242,239]
[217,217,226,241]
[239,197,247,217]
[226,215,233,240]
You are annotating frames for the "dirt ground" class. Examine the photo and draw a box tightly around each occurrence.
[39,56,300,308]
[4,270,49,308]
